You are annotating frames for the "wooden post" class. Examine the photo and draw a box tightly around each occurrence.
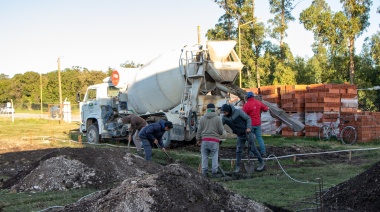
[231,159,236,168]
[349,151,352,161]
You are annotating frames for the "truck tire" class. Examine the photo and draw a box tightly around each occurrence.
[87,125,100,144]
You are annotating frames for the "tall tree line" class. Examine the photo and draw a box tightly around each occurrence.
[0,1,379,110]
[0,62,140,110]
[0,68,108,110]
[207,0,379,89]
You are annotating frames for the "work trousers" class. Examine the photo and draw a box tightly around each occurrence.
[236,133,263,168]
[133,129,143,151]
[251,126,266,155]
[201,141,219,175]
[141,138,153,160]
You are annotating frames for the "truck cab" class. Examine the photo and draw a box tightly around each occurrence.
[79,77,129,143]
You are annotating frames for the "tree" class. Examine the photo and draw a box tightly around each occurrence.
[249,22,266,87]
[260,42,279,85]
[300,0,345,82]
[356,38,380,111]
[369,32,380,65]
[206,23,231,41]
[300,0,372,84]
[0,77,11,103]
[0,73,10,80]
[60,69,82,103]
[6,72,40,110]
[273,62,296,85]
[340,0,372,84]
[268,0,295,58]
[209,0,256,87]
[211,0,251,40]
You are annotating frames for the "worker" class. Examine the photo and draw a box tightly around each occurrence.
[242,91,269,157]
[196,103,224,178]
[121,114,147,155]
[220,103,265,173]
[139,120,173,160]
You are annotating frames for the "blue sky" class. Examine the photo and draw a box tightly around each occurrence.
[1,0,379,77]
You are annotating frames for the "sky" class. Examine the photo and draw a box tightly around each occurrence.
[1,0,379,78]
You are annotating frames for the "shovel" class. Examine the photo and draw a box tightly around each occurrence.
[218,142,226,177]
[156,143,174,163]
[245,133,255,174]
[127,135,132,152]
[218,161,226,177]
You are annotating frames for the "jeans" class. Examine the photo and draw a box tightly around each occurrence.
[236,133,263,168]
[133,129,142,151]
[201,141,219,175]
[141,138,153,160]
[251,126,266,155]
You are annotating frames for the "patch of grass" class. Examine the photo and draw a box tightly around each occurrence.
[0,118,79,140]
[0,188,97,212]
[220,160,379,211]
[1,120,380,211]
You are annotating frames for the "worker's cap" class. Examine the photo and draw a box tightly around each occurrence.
[165,121,173,129]
[247,91,255,98]
[220,104,232,113]
[207,103,215,109]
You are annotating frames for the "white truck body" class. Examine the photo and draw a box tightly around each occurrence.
[78,40,304,145]
[79,40,243,144]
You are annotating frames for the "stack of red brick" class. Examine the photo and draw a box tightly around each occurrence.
[245,84,380,143]
[341,112,380,142]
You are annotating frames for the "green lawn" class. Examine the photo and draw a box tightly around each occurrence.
[1,118,380,211]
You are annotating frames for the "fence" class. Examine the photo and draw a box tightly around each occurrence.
[1,87,379,113]
[0,102,80,114]
[357,88,380,112]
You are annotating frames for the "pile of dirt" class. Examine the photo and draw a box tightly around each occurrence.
[2,147,161,191]
[321,161,380,211]
[2,146,380,211]
[11,155,98,192]
[1,147,270,211]
[47,164,270,212]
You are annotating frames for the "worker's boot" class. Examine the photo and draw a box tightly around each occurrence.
[256,160,265,172]
[137,151,144,157]
[234,166,240,173]
[212,172,219,178]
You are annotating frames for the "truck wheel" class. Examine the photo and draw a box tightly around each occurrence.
[162,131,171,148]
[87,125,100,144]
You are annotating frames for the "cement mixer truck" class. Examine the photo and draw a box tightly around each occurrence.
[78,40,304,145]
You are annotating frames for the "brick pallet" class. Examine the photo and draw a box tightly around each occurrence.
[246,83,380,143]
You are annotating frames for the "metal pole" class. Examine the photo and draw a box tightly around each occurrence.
[238,21,253,88]
[197,26,201,44]
[239,26,242,88]
[40,73,43,117]
[10,99,14,123]
[58,58,63,123]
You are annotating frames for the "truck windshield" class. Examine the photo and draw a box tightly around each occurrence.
[86,89,97,101]
[107,86,119,97]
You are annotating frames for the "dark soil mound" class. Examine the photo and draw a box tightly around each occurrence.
[48,164,271,212]
[2,147,161,191]
[322,161,380,211]
[1,147,270,211]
